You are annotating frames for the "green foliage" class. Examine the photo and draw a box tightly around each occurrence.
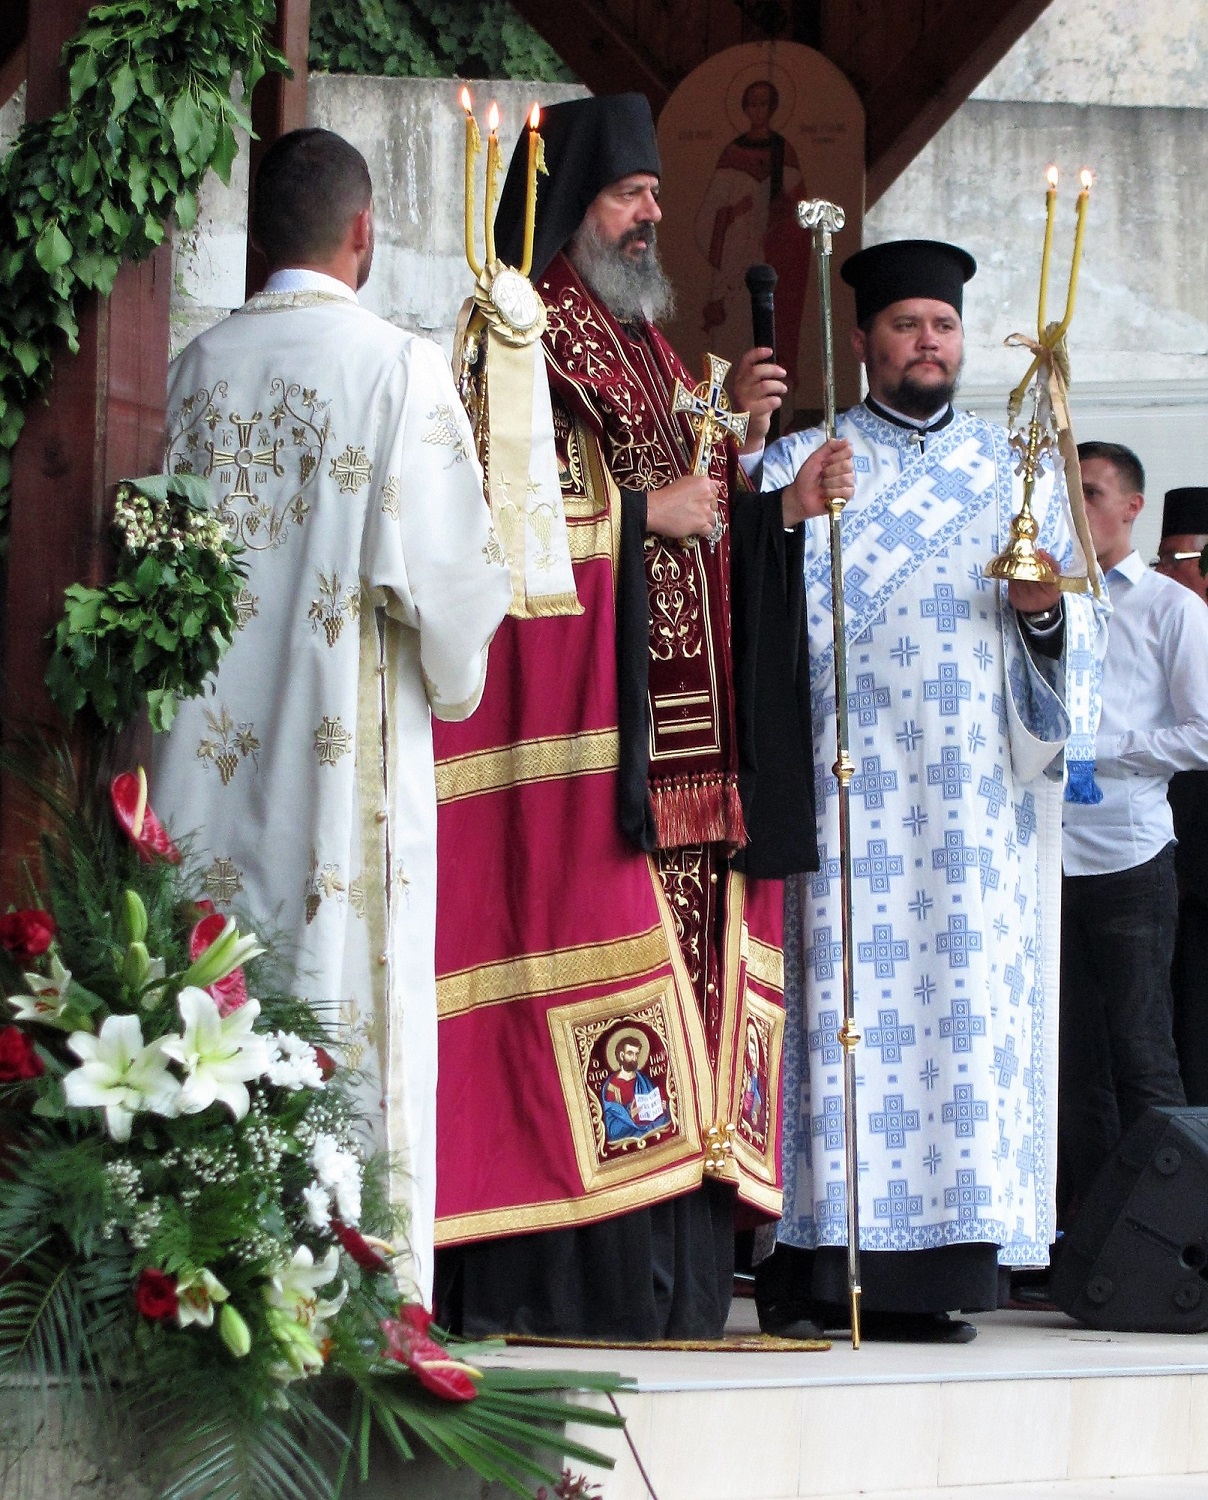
[45,473,248,734]
[308,0,574,81]
[0,0,289,550]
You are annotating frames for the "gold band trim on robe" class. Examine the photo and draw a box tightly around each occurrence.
[437,923,669,1018]
[434,1157,707,1245]
[435,727,619,803]
[747,937,785,993]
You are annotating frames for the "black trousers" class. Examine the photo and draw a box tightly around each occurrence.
[434,1181,735,1341]
[1173,889,1208,1105]
[1059,844,1185,1208]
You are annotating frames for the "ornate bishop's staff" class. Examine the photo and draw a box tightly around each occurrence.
[798,197,862,1350]
[670,354,750,548]
[985,166,1099,595]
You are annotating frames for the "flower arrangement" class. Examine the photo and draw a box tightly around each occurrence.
[0,760,626,1499]
[44,473,248,733]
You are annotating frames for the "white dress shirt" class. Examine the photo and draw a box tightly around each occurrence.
[261,267,357,300]
[1063,549,1208,875]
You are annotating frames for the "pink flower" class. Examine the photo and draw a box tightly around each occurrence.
[111,770,181,865]
[380,1304,478,1402]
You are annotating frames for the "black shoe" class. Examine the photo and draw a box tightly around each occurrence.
[856,1311,977,1344]
[757,1309,826,1340]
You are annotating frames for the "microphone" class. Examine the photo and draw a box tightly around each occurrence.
[745,262,779,442]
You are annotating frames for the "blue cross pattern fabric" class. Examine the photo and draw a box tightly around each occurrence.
[762,404,1107,1266]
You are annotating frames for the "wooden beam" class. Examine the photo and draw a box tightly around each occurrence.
[245,0,312,295]
[857,0,1054,204]
[507,0,676,114]
[2,0,170,879]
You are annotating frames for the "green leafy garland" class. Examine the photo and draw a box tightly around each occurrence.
[0,0,289,548]
[308,0,573,82]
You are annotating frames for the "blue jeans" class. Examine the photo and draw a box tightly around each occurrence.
[1059,843,1185,1208]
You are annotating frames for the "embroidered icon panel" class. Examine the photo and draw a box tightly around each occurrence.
[547,979,704,1193]
[731,992,783,1184]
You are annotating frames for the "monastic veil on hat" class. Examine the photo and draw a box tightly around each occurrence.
[840,239,977,325]
[494,93,661,280]
[1162,488,1208,537]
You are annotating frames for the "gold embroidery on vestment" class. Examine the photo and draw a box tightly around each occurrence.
[381,475,400,518]
[309,570,362,646]
[314,715,352,767]
[435,728,618,803]
[233,587,259,630]
[747,937,785,993]
[305,851,347,923]
[329,444,372,494]
[422,404,471,466]
[202,856,244,905]
[349,876,367,918]
[196,707,260,785]
[437,924,669,1018]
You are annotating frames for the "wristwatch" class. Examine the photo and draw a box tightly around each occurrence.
[1021,603,1062,629]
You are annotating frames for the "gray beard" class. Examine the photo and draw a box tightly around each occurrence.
[567,219,676,325]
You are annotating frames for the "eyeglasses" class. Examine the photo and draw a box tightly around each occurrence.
[1151,552,1204,568]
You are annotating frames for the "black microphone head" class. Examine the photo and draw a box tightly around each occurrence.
[745,263,778,298]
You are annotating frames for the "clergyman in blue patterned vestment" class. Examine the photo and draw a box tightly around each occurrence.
[753,240,1105,1342]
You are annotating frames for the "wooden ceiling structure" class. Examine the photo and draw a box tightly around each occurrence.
[509,0,1054,203]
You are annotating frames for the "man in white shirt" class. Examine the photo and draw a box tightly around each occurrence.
[1060,444,1208,1214]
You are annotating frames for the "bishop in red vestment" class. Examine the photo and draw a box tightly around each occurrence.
[432,94,853,1339]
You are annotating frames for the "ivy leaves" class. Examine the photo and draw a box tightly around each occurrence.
[307,0,574,83]
[0,0,288,549]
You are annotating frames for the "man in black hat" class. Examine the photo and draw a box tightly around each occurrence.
[750,239,1102,1341]
[1157,488,1208,1104]
[430,94,852,1340]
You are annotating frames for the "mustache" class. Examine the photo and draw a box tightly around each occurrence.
[620,221,658,250]
[907,354,951,374]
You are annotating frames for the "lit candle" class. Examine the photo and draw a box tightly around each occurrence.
[484,101,501,268]
[519,103,542,277]
[461,88,482,277]
[1052,168,1093,343]
[1038,164,1058,337]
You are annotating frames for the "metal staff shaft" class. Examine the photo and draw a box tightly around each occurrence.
[799,198,861,1350]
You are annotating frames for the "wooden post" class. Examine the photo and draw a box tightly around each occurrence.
[245,0,312,296]
[1,0,170,881]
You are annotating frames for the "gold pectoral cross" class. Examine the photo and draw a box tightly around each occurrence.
[670,353,750,549]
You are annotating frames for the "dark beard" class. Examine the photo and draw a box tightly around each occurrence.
[880,368,959,420]
[567,219,676,324]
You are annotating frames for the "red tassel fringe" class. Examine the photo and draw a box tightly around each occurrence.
[650,774,748,852]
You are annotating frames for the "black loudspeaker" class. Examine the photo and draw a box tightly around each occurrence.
[1052,1106,1208,1332]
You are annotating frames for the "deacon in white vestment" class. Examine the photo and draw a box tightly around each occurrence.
[751,240,1104,1341]
[152,129,511,1304]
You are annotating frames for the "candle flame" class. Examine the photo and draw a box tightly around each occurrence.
[529,102,541,131]
[460,86,473,114]
[488,101,500,133]
[1080,168,1094,191]
[1046,164,1059,189]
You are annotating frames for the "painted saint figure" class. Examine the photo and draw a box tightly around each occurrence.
[600,1027,671,1142]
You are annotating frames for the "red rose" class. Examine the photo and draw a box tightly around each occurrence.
[0,909,56,964]
[0,1025,44,1082]
[134,1267,179,1322]
[188,911,247,1015]
[111,770,181,865]
[381,1303,478,1402]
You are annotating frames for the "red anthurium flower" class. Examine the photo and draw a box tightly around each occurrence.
[380,1304,479,1402]
[331,1219,391,1275]
[135,1267,179,1322]
[313,1046,338,1081]
[111,770,181,865]
[188,912,248,1016]
[0,1025,44,1082]
[0,909,56,964]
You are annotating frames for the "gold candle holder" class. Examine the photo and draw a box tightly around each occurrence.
[986,167,1094,592]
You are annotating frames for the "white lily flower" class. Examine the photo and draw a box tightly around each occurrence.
[63,1014,182,1142]
[7,954,75,1029]
[180,919,267,990]
[265,1244,347,1327]
[176,1267,229,1328]
[161,987,271,1121]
